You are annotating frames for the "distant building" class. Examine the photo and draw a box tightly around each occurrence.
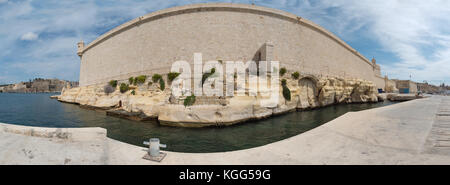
[394,80,418,94]
[0,79,78,93]
[417,82,440,94]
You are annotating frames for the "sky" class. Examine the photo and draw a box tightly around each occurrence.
[0,0,449,85]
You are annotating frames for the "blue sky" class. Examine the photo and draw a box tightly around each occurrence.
[1,0,449,85]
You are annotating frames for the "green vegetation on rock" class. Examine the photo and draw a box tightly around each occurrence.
[152,74,162,83]
[128,77,134,84]
[280,67,287,76]
[281,79,291,101]
[109,80,118,88]
[131,90,136,95]
[135,75,147,84]
[184,94,196,107]
[292,71,300,79]
[120,83,129,93]
[282,85,291,101]
[159,79,165,91]
[281,79,287,86]
[167,72,180,82]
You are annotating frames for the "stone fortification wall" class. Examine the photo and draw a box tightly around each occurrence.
[0,79,77,93]
[374,75,385,91]
[78,3,379,87]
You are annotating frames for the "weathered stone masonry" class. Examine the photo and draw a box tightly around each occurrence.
[77,3,383,87]
[61,3,385,127]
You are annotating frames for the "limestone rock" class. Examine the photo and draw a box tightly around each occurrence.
[57,75,380,127]
[387,93,422,101]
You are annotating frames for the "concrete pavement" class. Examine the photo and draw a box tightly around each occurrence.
[1,95,450,164]
[0,125,108,164]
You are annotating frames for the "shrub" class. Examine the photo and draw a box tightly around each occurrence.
[131,90,136,95]
[184,94,196,107]
[104,85,115,94]
[167,72,180,82]
[159,79,165,91]
[233,72,237,79]
[119,83,129,93]
[282,85,291,101]
[129,77,135,84]
[279,67,287,76]
[135,75,147,84]
[148,81,153,86]
[152,74,162,83]
[292,71,300,79]
[281,78,291,101]
[281,79,287,86]
[202,68,216,85]
[109,80,118,88]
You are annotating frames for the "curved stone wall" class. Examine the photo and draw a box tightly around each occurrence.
[78,3,379,87]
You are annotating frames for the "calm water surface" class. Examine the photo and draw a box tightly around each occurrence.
[0,93,396,153]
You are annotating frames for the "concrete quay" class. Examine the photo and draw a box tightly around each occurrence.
[1,95,450,164]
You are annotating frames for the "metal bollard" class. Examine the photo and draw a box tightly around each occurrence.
[143,138,166,157]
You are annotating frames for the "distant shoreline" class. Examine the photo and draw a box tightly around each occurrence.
[0,78,78,94]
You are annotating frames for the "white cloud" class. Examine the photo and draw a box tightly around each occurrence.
[20,32,38,41]
[0,0,449,85]
[280,0,450,84]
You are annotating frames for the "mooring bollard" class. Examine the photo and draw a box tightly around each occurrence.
[143,138,167,162]
[144,138,167,157]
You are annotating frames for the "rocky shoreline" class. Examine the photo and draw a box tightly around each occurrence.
[55,74,388,127]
